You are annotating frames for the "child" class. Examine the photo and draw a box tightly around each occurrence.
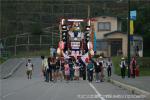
[73,63,80,80]
[26,59,33,79]
[64,61,70,82]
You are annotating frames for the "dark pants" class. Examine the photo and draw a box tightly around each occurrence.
[121,68,126,78]
[88,70,93,82]
[107,67,111,77]
[132,67,136,78]
[82,70,86,80]
[70,70,74,80]
[45,69,52,82]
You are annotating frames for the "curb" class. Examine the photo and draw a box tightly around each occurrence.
[109,79,150,100]
[2,59,24,79]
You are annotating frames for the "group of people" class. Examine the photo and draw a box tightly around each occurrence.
[41,56,82,82]
[25,56,138,82]
[87,57,112,83]
[119,57,138,79]
[39,55,113,83]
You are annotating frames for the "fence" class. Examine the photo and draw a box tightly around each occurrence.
[0,33,60,56]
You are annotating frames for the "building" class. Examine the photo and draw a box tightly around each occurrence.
[91,16,143,57]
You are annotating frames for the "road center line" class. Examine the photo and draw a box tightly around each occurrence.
[89,83,106,100]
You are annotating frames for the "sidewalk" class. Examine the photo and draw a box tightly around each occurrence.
[0,58,24,79]
[108,72,150,100]
[111,74,150,92]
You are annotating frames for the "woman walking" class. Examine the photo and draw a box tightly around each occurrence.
[73,63,80,80]
[48,57,53,82]
[51,57,57,82]
[64,61,70,82]
[94,59,101,83]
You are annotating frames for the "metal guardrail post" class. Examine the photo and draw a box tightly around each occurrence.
[14,36,17,56]
[40,35,42,48]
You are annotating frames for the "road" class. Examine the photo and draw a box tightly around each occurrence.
[1,58,146,100]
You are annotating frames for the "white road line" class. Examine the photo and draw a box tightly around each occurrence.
[89,83,106,100]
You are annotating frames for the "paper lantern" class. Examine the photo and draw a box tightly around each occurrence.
[87,42,93,50]
[57,48,61,56]
[90,49,94,56]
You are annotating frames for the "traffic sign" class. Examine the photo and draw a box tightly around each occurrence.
[130,10,136,20]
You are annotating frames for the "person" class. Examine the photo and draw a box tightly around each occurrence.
[87,60,94,82]
[120,57,126,79]
[26,59,33,79]
[56,57,61,81]
[64,61,70,82]
[136,45,139,57]
[107,58,112,77]
[48,57,53,82]
[69,58,74,81]
[73,63,80,81]
[41,56,49,82]
[131,57,137,78]
[51,57,57,82]
[99,56,104,82]
[60,58,65,81]
[94,59,101,83]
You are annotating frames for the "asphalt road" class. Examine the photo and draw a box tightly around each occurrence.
[1,58,146,100]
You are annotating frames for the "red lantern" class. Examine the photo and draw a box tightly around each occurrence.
[57,48,61,56]
[59,41,64,50]
[87,42,93,50]
[90,49,94,56]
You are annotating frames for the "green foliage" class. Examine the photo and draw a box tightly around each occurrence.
[112,57,150,76]
[112,56,122,75]
[31,23,43,35]
[131,2,150,56]
[0,57,6,64]
[137,57,150,76]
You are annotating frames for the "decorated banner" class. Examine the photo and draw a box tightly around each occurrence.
[130,20,134,35]
[87,41,93,50]
[81,53,89,64]
[130,10,136,20]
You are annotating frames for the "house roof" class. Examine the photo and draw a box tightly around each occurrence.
[92,16,123,20]
[104,31,126,37]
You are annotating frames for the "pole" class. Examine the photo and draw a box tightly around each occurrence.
[128,0,131,78]
[27,35,30,53]
[40,35,42,48]
[52,32,53,47]
[87,5,90,19]
[14,35,17,56]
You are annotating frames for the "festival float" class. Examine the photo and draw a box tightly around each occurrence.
[57,18,95,63]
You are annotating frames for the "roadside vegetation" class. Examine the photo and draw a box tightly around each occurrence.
[112,56,150,76]
[0,57,6,64]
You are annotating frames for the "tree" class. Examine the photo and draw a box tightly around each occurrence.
[31,22,43,35]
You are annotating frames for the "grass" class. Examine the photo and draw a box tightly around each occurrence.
[112,56,123,76]
[112,56,150,76]
[0,57,6,64]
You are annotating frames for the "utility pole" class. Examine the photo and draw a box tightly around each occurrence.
[127,0,131,78]
[87,5,90,19]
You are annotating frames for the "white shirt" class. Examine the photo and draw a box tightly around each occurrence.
[26,62,33,71]
[107,61,112,68]
[120,61,126,68]
[42,58,48,70]
[69,31,74,37]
